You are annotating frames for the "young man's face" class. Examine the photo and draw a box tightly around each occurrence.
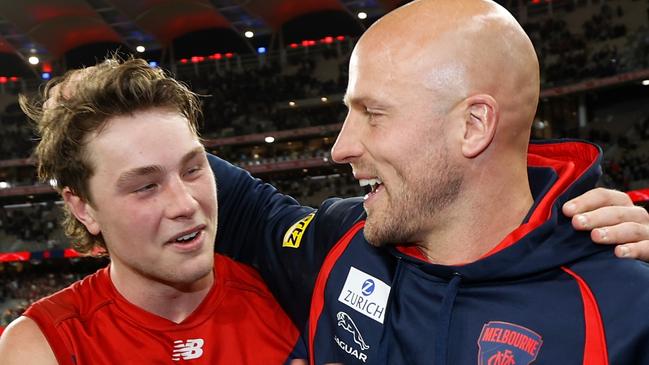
[77,107,217,286]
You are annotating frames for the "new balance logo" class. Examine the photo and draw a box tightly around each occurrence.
[172,339,204,361]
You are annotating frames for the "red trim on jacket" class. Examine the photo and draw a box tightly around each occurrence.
[561,266,609,365]
[481,143,599,258]
[627,188,649,203]
[308,221,365,365]
[395,245,429,261]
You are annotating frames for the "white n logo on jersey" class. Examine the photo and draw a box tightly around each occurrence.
[172,339,204,361]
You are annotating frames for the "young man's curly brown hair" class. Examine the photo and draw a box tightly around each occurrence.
[20,57,203,255]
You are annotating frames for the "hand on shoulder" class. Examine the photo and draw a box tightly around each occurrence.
[564,187,649,260]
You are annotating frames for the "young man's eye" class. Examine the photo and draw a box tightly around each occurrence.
[184,165,203,179]
[185,166,202,177]
[135,184,156,193]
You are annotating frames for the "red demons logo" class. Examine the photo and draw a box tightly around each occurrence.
[487,349,516,365]
[477,321,543,365]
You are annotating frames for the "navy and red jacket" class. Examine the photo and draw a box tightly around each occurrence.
[213,140,649,365]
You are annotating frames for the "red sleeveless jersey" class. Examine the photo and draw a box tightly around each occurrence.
[24,254,299,364]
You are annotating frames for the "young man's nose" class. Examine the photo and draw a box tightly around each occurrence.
[165,178,199,219]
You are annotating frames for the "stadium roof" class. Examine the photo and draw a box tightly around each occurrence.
[0,0,408,76]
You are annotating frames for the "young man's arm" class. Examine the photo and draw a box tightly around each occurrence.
[0,317,58,365]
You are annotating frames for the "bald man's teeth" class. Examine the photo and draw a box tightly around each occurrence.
[360,178,383,195]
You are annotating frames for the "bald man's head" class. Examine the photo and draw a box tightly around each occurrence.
[353,0,540,147]
[332,0,540,250]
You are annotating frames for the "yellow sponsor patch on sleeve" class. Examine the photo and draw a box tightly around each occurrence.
[282,212,315,248]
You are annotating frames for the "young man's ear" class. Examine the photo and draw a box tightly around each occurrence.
[62,187,100,235]
[461,94,498,158]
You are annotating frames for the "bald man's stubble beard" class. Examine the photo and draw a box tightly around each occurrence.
[363,151,463,248]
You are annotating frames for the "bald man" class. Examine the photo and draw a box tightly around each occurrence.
[332,0,554,264]
[208,0,649,364]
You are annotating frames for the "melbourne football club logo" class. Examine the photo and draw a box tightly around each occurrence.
[477,321,543,365]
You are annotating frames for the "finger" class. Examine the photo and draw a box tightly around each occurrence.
[563,188,632,217]
[590,222,649,246]
[614,241,649,261]
[571,206,649,231]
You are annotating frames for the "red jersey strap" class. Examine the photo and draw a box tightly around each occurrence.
[308,221,365,365]
[24,303,78,365]
[561,267,609,365]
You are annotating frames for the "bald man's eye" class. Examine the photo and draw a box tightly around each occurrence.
[364,108,381,124]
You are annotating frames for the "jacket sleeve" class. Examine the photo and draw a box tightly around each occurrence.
[209,154,365,327]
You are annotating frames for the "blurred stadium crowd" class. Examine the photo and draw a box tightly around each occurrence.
[0,259,107,329]
[1,0,649,331]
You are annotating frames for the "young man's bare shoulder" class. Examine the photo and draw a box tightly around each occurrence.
[0,316,58,365]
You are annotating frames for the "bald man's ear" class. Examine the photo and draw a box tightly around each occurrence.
[461,95,498,158]
[62,187,101,236]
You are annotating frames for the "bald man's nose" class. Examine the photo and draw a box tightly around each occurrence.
[331,115,364,164]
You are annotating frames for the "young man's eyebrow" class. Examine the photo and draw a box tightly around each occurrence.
[115,147,205,189]
[179,146,205,167]
[116,165,165,189]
